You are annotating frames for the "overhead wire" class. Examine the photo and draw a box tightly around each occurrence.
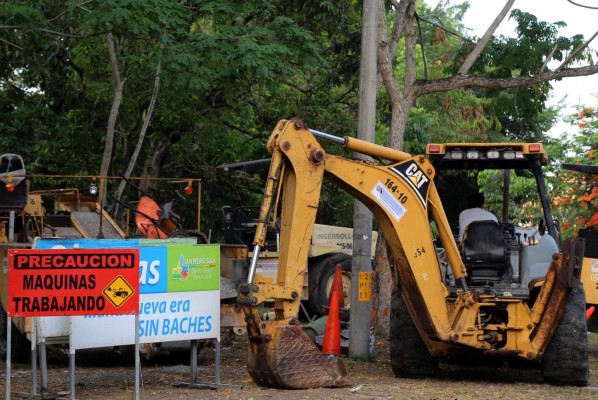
[565,0,598,10]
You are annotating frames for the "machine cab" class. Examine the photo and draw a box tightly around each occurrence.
[426,143,560,290]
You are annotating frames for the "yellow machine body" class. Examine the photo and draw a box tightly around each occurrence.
[238,118,585,389]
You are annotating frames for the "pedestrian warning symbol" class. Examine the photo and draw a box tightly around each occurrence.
[103,275,135,308]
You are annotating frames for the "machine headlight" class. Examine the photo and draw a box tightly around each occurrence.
[89,179,98,195]
[449,151,463,160]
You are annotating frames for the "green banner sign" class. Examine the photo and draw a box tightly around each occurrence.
[167,245,220,292]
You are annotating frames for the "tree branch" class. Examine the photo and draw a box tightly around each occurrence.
[388,0,409,57]
[378,15,402,107]
[556,29,598,71]
[403,0,417,96]
[458,0,515,75]
[0,37,22,50]
[416,15,470,42]
[115,43,164,207]
[222,120,266,140]
[540,44,559,73]
[0,25,83,38]
[415,65,598,96]
[415,13,428,80]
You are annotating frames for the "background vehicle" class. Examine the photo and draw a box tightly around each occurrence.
[113,173,208,243]
[580,227,598,330]
[113,175,247,339]
[218,161,377,320]
[562,163,598,331]
[237,118,586,389]
[0,153,125,361]
[0,155,245,361]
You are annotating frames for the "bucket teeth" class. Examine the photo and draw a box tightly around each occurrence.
[247,325,350,389]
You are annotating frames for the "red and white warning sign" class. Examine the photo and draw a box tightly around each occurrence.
[7,248,139,317]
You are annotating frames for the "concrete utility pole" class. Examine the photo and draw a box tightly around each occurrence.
[349,0,377,360]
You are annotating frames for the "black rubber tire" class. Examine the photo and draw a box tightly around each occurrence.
[167,230,189,238]
[168,229,209,244]
[307,253,352,318]
[0,307,31,363]
[541,285,589,386]
[185,230,209,244]
[390,287,437,378]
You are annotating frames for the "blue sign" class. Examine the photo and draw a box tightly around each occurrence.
[35,238,196,294]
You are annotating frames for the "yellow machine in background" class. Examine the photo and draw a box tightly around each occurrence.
[562,163,598,331]
[0,154,246,360]
[238,118,587,389]
[580,228,598,320]
[221,201,377,319]
[0,154,126,361]
[218,159,378,320]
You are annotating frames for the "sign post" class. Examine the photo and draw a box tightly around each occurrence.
[7,248,139,399]
[30,239,233,391]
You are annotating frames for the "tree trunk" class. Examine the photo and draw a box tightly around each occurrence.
[100,31,124,203]
[114,44,163,216]
[371,234,393,333]
[372,0,417,334]
[139,132,181,194]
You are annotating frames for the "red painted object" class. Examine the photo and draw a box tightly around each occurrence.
[586,305,595,320]
[322,290,341,356]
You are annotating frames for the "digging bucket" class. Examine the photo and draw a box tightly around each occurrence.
[247,323,350,389]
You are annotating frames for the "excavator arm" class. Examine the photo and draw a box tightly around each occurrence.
[238,119,348,388]
[238,118,466,388]
[238,118,580,389]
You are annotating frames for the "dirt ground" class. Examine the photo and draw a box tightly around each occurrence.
[3,332,598,400]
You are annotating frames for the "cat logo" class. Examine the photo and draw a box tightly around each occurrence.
[405,163,429,189]
[389,160,431,207]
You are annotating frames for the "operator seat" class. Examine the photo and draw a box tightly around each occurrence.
[462,220,509,284]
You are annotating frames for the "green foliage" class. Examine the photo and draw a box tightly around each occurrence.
[446,9,583,141]
[1,1,592,241]
[547,103,598,238]
[381,2,498,145]
[478,169,543,226]
[415,89,500,144]
[383,2,559,147]
[0,0,365,235]
[415,6,594,229]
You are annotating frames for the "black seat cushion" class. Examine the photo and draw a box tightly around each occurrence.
[463,220,507,263]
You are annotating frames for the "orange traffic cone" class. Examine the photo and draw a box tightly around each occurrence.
[322,289,341,356]
[332,263,345,309]
[587,305,595,320]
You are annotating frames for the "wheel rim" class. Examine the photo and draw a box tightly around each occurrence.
[325,272,351,310]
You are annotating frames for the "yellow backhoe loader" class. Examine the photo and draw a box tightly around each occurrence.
[237,118,587,389]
